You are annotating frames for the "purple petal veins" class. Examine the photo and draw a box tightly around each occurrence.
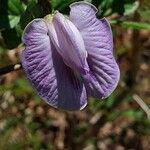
[21,1,120,111]
[70,2,120,98]
[21,19,87,111]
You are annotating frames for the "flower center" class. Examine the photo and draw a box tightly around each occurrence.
[44,14,54,24]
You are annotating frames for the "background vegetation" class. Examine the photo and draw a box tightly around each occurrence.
[0,0,150,149]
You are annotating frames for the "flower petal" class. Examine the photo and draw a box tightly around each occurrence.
[21,19,87,110]
[70,2,120,98]
[48,12,89,75]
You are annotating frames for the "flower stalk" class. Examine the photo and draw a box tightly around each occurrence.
[0,63,22,76]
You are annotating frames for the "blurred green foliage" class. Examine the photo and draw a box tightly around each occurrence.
[0,0,150,149]
[0,0,150,49]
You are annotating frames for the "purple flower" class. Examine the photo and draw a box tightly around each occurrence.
[21,2,120,111]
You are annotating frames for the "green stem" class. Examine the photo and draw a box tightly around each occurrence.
[0,63,22,76]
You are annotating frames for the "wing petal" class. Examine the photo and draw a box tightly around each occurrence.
[70,2,120,98]
[21,19,87,110]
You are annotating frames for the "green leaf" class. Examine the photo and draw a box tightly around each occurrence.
[96,0,113,16]
[96,0,139,17]
[110,20,150,30]
[8,15,20,28]
[0,0,25,29]
[20,1,44,30]
[124,1,139,15]
[8,0,25,15]
[51,0,62,9]
[121,110,144,119]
